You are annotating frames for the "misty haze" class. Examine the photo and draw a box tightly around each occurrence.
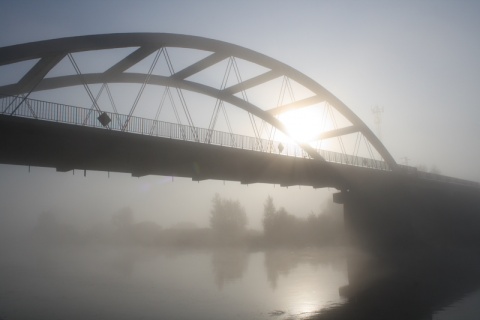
[2,2,480,320]
[1,193,349,320]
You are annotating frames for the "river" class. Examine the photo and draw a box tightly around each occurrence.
[1,243,480,320]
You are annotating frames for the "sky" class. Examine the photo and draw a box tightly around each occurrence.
[1,0,480,232]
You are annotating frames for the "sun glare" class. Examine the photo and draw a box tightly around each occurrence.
[277,108,324,144]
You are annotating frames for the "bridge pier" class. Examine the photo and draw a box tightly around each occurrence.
[334,181,480,259]
[334,183,480,316]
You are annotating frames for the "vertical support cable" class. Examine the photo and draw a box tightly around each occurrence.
[67,54,102,115]
[166,87,187,139]
[149,86,169,135]
[163,49,198,141]
[326,102,347,163]
[206,57,236,145]
[231,57,263,149]
[122,48,163,131]
[82,83,106,125]
[105,83,121,128]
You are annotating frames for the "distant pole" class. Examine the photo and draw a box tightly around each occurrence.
[400,157,410,166]
[371,106,384,141]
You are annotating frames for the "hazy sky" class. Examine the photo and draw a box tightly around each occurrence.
[1,0,479,231]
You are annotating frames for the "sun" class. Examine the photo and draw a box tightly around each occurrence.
[277,107,324,144]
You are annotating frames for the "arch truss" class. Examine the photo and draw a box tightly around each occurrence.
[0,33,397,170]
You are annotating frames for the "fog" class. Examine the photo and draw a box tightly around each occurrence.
[0,164,336,241]
[2,1,480,319]
[2,185,480,319]
[0,185,350,319]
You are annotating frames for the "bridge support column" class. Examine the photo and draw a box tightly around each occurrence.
[334,183,480,260]
[335,184,480,311]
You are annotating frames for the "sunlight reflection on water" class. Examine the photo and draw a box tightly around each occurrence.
[2,242,480,319]
[0,244,348,320]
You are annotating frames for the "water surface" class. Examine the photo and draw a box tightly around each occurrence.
[1,243,480,320]
[0,244,347,320]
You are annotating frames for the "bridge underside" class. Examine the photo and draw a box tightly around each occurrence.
[1,115,473,191]
[0,114,386,189]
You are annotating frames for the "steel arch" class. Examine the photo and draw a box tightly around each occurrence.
[0,33,397,169]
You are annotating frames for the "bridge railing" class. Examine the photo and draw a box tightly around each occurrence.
[397,164,480,188]
[1,95,390,171]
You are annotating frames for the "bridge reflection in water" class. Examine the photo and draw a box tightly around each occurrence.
[314,248,480,320]
[2,242,480,320]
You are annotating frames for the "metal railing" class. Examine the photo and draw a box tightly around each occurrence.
[396,164,480,188]
[1,95,392,170]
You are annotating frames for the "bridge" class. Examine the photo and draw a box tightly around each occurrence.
[1,33,479,256]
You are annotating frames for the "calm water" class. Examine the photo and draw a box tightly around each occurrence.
[1,243,480,320]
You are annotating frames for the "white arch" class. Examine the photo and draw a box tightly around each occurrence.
[0,33,397,168]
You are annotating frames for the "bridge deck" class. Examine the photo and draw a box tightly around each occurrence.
[1,114,403,190]
[3,114,478,194]
[0,95,390,170]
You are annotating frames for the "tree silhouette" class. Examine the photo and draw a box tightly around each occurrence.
[262,196,276,237]
[111,207,134,229]
[210,194,247,243]
[262,196,344,246]
[263,196,299,245]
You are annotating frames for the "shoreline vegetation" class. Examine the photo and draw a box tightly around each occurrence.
[30,195,346,250]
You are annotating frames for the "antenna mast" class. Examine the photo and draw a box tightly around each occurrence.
[371,105,384,141]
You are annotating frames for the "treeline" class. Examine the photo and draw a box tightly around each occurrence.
[31,194,345,248]
[263,196,344,246]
